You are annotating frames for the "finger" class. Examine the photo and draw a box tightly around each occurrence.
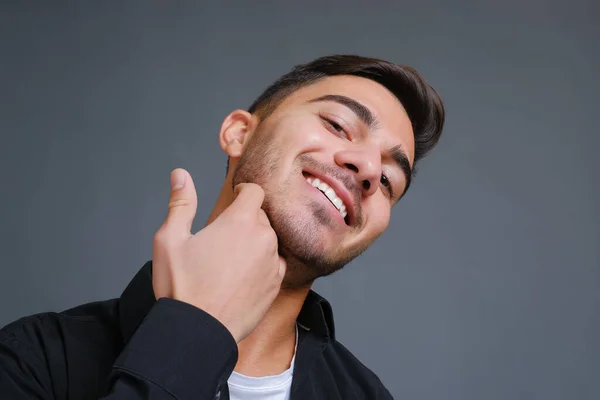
[278,256,287,280]
[257,209,271,227]
[229,183,265,213]
[163,168,198,234]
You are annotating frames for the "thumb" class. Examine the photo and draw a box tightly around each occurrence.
[163,168,198,235]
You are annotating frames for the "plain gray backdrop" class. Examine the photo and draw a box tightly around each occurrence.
[1,2,598,399]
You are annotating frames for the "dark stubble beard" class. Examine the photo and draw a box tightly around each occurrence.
[231,128,370,289]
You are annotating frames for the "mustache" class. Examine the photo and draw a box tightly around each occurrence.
[298,155,363,225]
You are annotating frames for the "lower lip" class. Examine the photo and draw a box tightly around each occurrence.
[303,178,348,226]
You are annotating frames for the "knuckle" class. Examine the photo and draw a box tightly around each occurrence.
[153,226,179,249]
[153,227,167,243]
[257,209,271,224]
[261,227,278,247]
[168,198,193,209]
[153,231,168,250]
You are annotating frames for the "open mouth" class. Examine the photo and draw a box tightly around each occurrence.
[302,171,350,225]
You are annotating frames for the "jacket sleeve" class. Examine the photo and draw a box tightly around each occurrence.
[104,298,238,399]
[0,332,55,399]
[0,298,238,399]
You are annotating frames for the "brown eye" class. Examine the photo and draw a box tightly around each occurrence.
[380,174,391,188]
[380,174,394,198]
[328,120,344,133]
[322,117,348,138]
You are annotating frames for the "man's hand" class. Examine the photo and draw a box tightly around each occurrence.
[151,168,286,343]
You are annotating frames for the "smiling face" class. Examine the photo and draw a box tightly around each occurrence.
[224,75,415,287]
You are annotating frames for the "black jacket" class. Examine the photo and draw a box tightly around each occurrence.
[0,261,393,399]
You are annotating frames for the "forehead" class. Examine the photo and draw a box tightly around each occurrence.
[276,75,415,164]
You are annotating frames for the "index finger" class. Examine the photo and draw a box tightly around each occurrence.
[229,183,265,213]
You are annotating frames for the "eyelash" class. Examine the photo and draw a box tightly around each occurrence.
[380,175,391,188]
[321,116,394,199]
[322,116,348,138]
[380,174,394,200]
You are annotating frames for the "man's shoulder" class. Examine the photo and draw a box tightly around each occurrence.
[1,298,121,353]
[321,337,394,398]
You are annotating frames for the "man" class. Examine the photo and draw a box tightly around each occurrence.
[0,54,444,399]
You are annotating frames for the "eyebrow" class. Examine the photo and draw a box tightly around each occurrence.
[389,145,412,202]
[308,94,379,130]
[308,94,413,202]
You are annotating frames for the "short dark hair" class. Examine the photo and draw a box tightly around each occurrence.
[228,54,445,187]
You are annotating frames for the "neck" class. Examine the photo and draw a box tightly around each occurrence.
[206,177,312,377]
[205,179,233,226]
[235,287,310,376]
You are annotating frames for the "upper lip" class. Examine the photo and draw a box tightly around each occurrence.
[303,168,357,226]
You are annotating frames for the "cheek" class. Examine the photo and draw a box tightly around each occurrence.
[305,125,328,146]
[269,117,316,151]
[367,202,391,236]
[280,115,331,149]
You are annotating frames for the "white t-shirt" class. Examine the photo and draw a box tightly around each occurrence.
[227,324,298,400]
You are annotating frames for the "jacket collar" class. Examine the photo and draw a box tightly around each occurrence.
[118,260,336,345]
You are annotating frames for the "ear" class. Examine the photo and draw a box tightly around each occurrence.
[218,110,258,158]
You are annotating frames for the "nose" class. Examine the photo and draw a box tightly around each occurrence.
[334,145,381,197]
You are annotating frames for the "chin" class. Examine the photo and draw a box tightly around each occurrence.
[270,211,364,288]
[270,207,329,258]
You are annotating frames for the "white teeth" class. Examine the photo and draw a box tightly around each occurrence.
[305,174,348,220]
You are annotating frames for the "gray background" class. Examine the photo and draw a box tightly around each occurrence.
[1,1,598,399]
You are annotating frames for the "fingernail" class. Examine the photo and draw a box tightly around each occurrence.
[171,170,185,190]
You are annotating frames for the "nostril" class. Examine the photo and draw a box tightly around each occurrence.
[345,163,358,173]
[362,180,370,190]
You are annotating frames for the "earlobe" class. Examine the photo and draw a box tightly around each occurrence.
[218,110,257,158]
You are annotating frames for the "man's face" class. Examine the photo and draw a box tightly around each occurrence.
[231,75,415,287]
